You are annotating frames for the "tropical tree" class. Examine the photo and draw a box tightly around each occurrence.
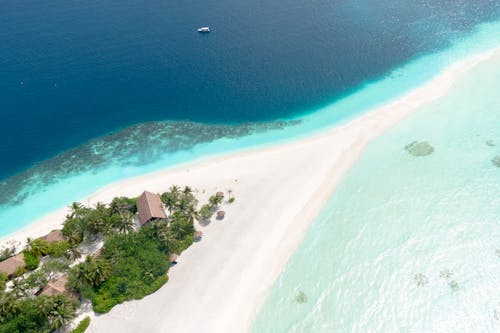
[208,195,223,209]
[110,196,137,214]
[0,293,19,323]
[169,185,180,198]
[68,202,85,219]
[25,238,49,257]
[199,204,213,221]
[161,192,178,214]
[44,295,78,331]
[113,211,135,234]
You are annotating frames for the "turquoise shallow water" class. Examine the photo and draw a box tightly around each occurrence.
[0,19,499,237]
[251,35,500,332]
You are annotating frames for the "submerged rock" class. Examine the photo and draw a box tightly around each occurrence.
[414,273,429,286]
[405,141,434,156]
[492,155,500,167]
[448,280,459,291]
[485,139,495,147]
[439,269,453,279]
[495,249,500,258]
[294,291,308,304]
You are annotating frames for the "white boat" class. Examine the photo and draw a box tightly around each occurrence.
[197,27,210,33]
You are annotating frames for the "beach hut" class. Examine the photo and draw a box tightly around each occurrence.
[216,191,224,199]
[38,230,65,243]
[194,230,203,242]
[170,253,179,265]
[137,191,167,226]
[37,275,74,297]
[0,253,25,278]
[216,210,226,220]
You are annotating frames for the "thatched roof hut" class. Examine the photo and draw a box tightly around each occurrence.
[38,230,65,243]
[216,191,224,198]
[216,210,225,220]
[169,253,179,263]
[0,253,25,278]
[37,275,72,297]
[194,230,203,241]
[137,191,167,225]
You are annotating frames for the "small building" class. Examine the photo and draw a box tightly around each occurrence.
[38,230,65,243]
[38,275,72,297]
[216,191,224,198]
[216,210,226,220]
[0,253,25,278]
[194,230,203,242]
[137,191,167,226]
[169,253,179,264]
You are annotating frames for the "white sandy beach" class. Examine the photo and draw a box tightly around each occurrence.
[1,48,498,333]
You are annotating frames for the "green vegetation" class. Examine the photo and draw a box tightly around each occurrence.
[22,251,39,271]
[0,273,6,292]
[0,294,78,333]
[71,316,90,333]
[0,185,225,331]
[0,246,16,261]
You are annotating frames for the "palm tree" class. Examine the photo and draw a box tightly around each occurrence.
[68,202,84,219]
[162,192,178,214]
[46,295,77,331]
[169,185,180,197]
[84,257,111,287]
[114,211,135,234]
[208,195,223,209]
[0,293,18,322]
[26,238,49,257]
[182,186,193,195]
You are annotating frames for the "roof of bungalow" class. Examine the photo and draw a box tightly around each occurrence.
[137,191,167,225]
[38,275,69,296]
[38,230,65,243]
[0,253,25,277]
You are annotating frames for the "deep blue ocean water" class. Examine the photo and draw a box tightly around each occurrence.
[1,0,500,180]
[0,1,500,236]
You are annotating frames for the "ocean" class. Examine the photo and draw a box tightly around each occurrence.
[0,2,499,238]
[251,34,500,332]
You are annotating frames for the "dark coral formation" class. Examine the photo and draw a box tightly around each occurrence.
[0,119,300,207]
[492,155,500,167]
[295,291,308,304]
[414,273,429,286]
[405,141,434,156]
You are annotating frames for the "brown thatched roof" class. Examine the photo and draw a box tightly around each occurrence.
[216,210,226,219]
[38,230,65,243]
[194,230,203,238]
[38,275,69,296]
[170,253,179,263]
[137,191,167,225]
[216,191,224,198]
[0,253,25,277]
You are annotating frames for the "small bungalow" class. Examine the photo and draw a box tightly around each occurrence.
[169,253,179,264]
[194,230,203,242]
[216,191,224,199]
[0,253,25,278]
[137,191,167,226]
[37,275,73,297]
[216,210,226,220]
[38,230,65,243]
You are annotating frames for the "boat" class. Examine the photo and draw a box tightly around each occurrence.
[197,27,210,33]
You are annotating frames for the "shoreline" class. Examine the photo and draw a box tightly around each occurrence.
[2,47,499,332]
